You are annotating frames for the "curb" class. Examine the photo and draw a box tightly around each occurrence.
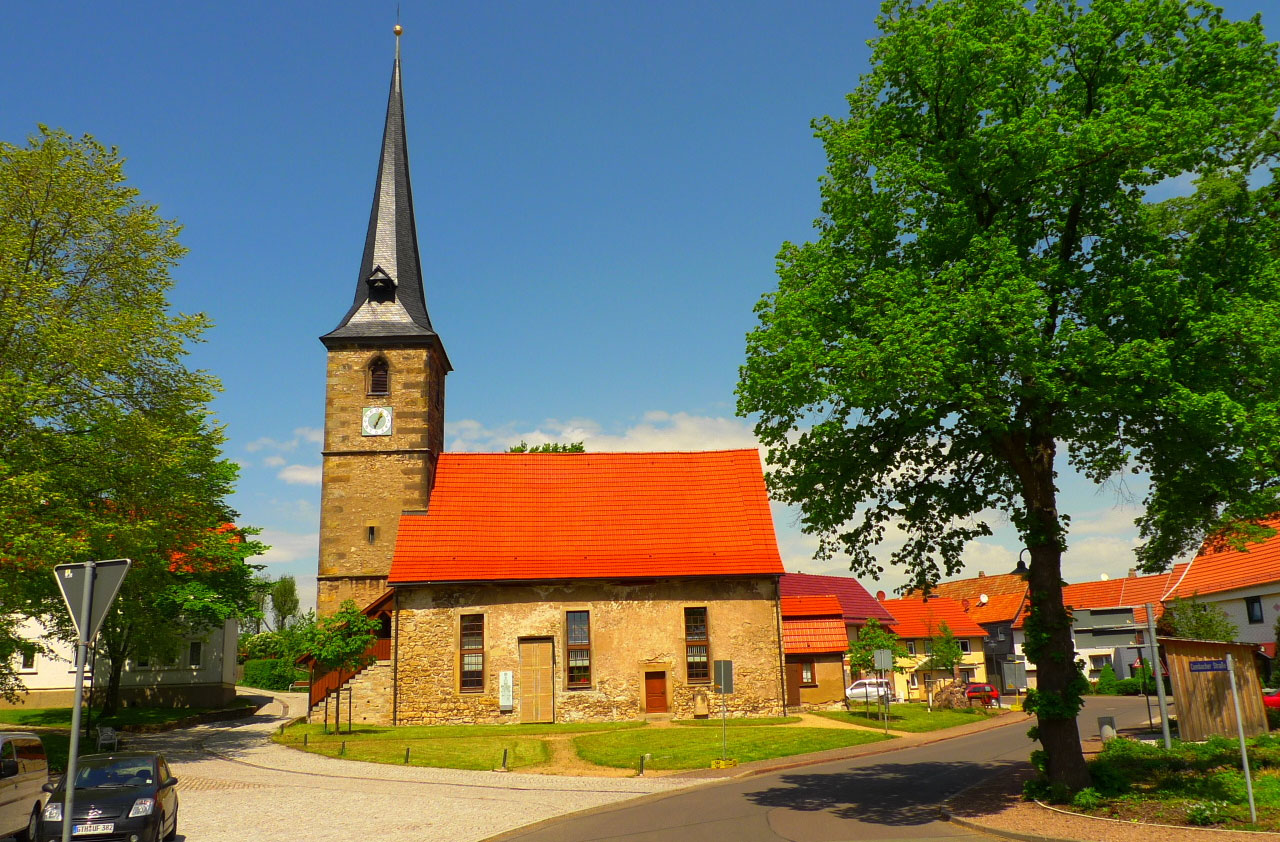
[940,807,1087,842]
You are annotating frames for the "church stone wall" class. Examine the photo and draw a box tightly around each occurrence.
[317,345,446,616]
[394,577,785,725]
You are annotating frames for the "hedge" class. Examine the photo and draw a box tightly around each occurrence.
[242,658,307,691]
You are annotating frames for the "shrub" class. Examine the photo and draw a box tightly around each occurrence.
[1022,777,1050,801]
[1095,664,1119,695]
[1086,757,1130,796]
[1114,678,1143,695]
[1269,707,1280,732]
[1071,787,1104,810]
[242,658,306,691]
[1046,781,1073,804]
[1186,800,1229,826]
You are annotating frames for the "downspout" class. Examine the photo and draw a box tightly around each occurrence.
[774,575,787,716]
[392,588,400,726]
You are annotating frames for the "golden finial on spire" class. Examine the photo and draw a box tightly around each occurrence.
[394,24,403,36]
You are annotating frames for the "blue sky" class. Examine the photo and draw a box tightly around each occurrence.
[4,1,1271,610]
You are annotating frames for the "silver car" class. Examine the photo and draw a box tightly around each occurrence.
[0,732,48,842]
[845,678,894,703]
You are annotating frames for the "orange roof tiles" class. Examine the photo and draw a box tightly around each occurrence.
[779,573,895,623]
[781,595,844,618]
[1168,518,1280,599]
[388,450,785,583]
[907,572,1028,601]
[880,596,988,639]
[783,617,849,654]
[964,591,1026,625]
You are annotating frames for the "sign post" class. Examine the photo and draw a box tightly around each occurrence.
[1226,654,1258,824]
[53,559,130,842]
[873,649,894,734]
[713,660,733,763]
[1144,603,1172,749]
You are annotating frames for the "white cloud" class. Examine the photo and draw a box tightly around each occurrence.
[246,427,324,454]
[255,530,318,565]
[448,411,760,454]
[263,455,286,468]
[278,465,323,485]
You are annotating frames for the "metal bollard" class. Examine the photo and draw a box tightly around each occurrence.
[340,740,346,756]
[501,748,509,771]
[303,733,308,747]
[405,746,411,764]
[638,754,646,776]
[1098,715,1117,742]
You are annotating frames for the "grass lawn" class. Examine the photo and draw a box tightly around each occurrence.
[0,700,253,730]
[815,703,991,733]
[574,726,892,770]
[671,716,801,727]
[275,720,647,772]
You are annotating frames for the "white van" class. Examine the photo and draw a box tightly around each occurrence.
[0,732,48,842]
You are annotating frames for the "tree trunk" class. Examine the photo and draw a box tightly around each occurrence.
[100,654,124,717]
[1027,544,1090,790]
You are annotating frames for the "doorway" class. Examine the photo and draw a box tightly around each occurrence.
[519,637,554,723]
[784,662,803,706]
[644,671,668,713]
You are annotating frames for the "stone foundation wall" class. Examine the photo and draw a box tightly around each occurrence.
[393,577,784,725]
[310,660,393,725]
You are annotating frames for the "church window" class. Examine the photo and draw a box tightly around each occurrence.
[685,607,710,683]
[368,358,390,395]
[460,614,484,692]
[367,525,377,544]
[566,611,591,688]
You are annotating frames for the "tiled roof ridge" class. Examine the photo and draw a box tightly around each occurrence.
[440,448,763,457]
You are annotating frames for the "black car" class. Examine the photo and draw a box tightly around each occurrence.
[39,752,177,842]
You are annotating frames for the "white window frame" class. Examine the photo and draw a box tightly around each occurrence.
[958,639,972,654]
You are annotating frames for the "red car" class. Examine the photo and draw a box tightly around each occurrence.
[966,683,999,704]
[1263,690,1280,709]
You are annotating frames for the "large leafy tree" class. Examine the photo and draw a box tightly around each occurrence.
[1157,597,1238,642]
[738,0,1280,788]
[0,127,265,710]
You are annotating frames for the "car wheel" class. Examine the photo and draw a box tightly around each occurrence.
[152,811,165,842]
[16,805,39,842]
[164,807,177,841]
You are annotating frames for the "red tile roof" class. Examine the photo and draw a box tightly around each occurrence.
[781,595,843,618]
[782,616,849,654]
[780,573,895,623]
[880,597,988,639]
[964,591,1026,625]
[1167,518,1280,599]
[388,450,785,583]
[907,572,1028,601]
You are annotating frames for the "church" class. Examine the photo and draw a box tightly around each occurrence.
[312,29,788,724]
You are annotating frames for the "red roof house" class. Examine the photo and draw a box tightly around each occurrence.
[781,596,848,654]
[779,573,894,625]
[881,597,989,640]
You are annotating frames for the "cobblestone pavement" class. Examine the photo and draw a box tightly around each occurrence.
[120,690,705,842]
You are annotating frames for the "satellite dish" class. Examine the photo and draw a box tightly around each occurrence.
[1100,573,1110,580]
[978,593,989,605]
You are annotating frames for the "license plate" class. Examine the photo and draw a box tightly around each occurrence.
[73,823,114,835]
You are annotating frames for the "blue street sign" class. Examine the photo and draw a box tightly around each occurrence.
[1190,659,1228,673]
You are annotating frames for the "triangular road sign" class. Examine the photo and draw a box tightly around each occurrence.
[54,559,130,641]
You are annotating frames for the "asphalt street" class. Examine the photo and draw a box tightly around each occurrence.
[494,696,1156,842]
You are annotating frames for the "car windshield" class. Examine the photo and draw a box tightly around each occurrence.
[74,758,154,789]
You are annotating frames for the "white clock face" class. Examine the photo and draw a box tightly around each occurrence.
[362,406,393,437]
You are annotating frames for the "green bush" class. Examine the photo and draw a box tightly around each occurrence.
[1071,787,1104,810]
[1268,707,1280,732]
[1086,756,1131,796]
[1186,800,1229,826]
[242,658,306,691]
[1095,664,1119,695]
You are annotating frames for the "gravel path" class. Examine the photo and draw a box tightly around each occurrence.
[123,689,708,842]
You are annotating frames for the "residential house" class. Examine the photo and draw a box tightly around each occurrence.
[908,571,1030,692]
[5,618,237,709]
[779,572,896,651]
[880,597,988,701]
[781,595,848,707]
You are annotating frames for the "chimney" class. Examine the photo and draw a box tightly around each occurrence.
[977,571,985,578]
[1127,568,1137,578]
[875,590,887,602]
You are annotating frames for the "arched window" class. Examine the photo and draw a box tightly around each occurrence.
[368,358,390,395]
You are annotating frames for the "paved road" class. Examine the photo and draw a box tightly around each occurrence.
[493,696,1156,842]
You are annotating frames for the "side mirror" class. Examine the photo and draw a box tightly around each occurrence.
[0,759,18,778]
[42,782,57,794]
[163,776,178,788]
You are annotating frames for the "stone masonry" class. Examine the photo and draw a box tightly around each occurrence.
[310,660,393,725]
[392,577,785,725]
[317,345,445,616]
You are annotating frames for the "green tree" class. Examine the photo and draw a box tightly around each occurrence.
[1094,664,1119,695]
[299,600,379,675]
[847,617,909,675]
[506,441,585,453]
[737,0,1280,788]
[271,575,301,630]
[0,127,266,710]
[1157,597,1238,642]
[920,622,965,679]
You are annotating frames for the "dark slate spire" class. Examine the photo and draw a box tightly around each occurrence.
[322,29,448,363]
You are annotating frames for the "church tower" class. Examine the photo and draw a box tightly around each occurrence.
[317,27,450,617]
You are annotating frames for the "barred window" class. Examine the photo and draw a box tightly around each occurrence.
[368,358,390,395]
[567,611,591,688]
[460,614,484,692]
[685,607,710,683]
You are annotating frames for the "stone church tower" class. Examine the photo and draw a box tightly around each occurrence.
[317,30,450,617]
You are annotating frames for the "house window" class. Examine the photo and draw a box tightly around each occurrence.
[1246,596,1264,625]
[368,358,390,395]
[924,640,933,656]
[566,611,591,688]
[1090,654,1112,670]
[188,641,202,668]
[997,626,1007,640]
[460,614,484,692]
[958,639,971,654]
[17,646,36,673]
[908,671,919,688]
[685,607,710,683]
[906,641,916,656]
[799,659,816,686]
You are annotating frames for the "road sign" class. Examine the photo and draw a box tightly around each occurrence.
[54,559,130,641]
[873,648,895,671]
[713,660,734,694]
[1190,659,1229,673]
